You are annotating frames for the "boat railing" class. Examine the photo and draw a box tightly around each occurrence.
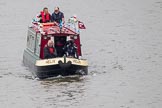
[65,22,80,34]
[30,17,80,34]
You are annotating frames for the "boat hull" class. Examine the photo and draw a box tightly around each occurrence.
[23,49,88,79]
[35,64,88,79]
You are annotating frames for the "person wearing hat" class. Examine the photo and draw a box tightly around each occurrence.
[51,7,65,24]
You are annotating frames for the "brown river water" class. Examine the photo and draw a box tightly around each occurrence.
[0,0,162,108]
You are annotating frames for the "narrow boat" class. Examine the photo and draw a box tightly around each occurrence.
[23,20,88,79]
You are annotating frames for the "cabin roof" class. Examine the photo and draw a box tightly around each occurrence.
[31,22,78,36]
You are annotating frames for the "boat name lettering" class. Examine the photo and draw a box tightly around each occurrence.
[46,60,55,64]
[73,60,81,64]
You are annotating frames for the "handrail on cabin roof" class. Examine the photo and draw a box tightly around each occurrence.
[31,22,79,36]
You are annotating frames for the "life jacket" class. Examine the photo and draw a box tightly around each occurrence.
[48,47,54,54]
[41,11,50,23]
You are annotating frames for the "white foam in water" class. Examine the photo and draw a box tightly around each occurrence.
[92,73,97,76]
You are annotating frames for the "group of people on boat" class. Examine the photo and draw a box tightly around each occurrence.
[38,7,65,24]
[44,39,77,59]
[38,7,78,59]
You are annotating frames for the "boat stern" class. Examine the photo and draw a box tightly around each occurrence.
[35,57,88,79]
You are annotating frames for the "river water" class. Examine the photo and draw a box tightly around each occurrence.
[0,0,162,108]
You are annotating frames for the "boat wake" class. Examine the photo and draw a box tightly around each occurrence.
[37,74,86,83]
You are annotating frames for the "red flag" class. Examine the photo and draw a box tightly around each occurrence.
[78,21,86,29]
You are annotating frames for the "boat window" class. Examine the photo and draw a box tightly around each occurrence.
[27,30,35,52]
[35,33,41,56]
[73,36,78,39]
[67,36,75,41]
[67,36,71,41]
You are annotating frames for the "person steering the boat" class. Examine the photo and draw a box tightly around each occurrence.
[38,7,51,23]
[64,40,77,58]
[44,40,57,59]
[51,7,65,25]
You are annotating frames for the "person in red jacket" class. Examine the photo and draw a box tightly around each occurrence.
[38,7,51,23]
[44,40,57,59]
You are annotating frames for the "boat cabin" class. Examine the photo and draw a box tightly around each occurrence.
[26,23,82,59]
